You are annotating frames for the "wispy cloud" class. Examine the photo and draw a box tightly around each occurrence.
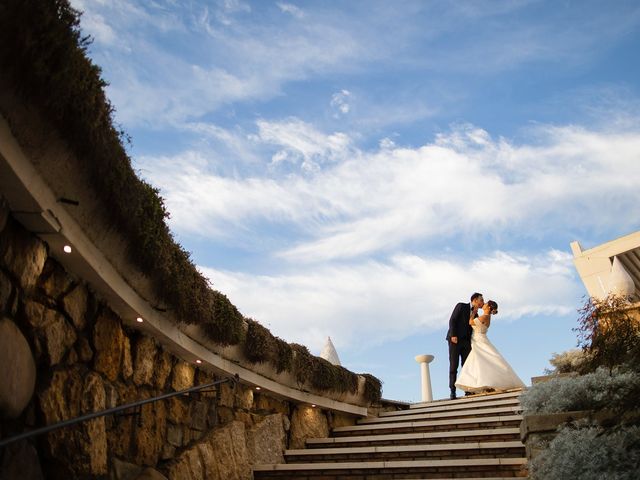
[330,90,352,117]
[277,2,305,19]
[256,118,353,173]
[199,248,578,351]
[73,0,366,126]
[140,121,640,261]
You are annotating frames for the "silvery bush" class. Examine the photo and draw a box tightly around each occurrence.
[530,423,640,480]
[520,367,640,415]
[544,348,591,375]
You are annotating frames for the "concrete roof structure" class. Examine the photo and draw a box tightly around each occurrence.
[571,230,640,300]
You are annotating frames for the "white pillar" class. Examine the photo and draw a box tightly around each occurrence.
[414,354,434,402]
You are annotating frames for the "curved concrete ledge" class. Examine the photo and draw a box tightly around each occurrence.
[0,114,367,417]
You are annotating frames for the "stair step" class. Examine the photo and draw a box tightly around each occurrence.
[333,415,523,437]
[393,478,522,480]
[253,457,528,478]
[285,440,525,463]
[410,390,523,409]
[307,427,521,448]
[359,406,521,424]
[381,397,521,417]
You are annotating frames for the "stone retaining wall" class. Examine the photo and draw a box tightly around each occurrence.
[0,203,356,479]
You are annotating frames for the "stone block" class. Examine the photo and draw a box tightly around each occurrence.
[254,393,290,415]
[171,361,195,392]
[154,350,173,389]
[61,283,88,331]
[207,401,218,428]
[167,447,203,480]
[191,400,208,431]
[0,269,13,314]
[328,411,356,429]
[38,367,107,476]
[0,440,44,480]
[233,411,254,426]
[65,346,79,365]
[167,421,250,480]
[109,457,143,480]
[77,335,94,363]
[0,317,36,418]
[135,467,168,480]
[167,396,189,425]
[37,258,74,300]
[0,196,8,233]
[122,336,133,380]
[217,406,234,425]
[133,336,157,387]
[133,399,167,466]
[0,219,47,291]
[167,423,183,447]
[235,385,253,410]
[245,413,286,465]
[218,382,235,408]
[80,372,108,475]
[289,405,329,449]
[103,381,119,409]
[160,444,176,461]
[93,309,126,382]
[23,301,76,366]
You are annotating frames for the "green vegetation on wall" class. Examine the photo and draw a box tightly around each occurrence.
[0,0,382,403]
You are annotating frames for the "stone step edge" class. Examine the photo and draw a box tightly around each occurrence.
[333,415,523,432]
[410,390,523,409]
[360,406,521,424]
[286,440,525,456]
[253,457,528,471]
[307,427,521,445]
[381,398,521,417]
[392,478,520,480]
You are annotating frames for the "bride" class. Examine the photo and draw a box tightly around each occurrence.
[455,300,525,393]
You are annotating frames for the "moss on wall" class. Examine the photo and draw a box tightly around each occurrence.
[0,0,382,402]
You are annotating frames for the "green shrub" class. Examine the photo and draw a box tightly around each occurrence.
[575,295,640,373]
[244,318,275,363]
[362,373,383,404]
[530,423,640,480]
[521,367,640,416]
[544,349,591,375]
[291,344,314,387]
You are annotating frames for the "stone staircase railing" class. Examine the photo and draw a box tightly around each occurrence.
[253,389,528,479]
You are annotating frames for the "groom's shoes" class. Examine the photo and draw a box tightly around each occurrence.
[449,391,457,400]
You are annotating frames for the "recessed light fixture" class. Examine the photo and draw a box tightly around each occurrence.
[136,317,144,323]
[195,359,202,364]
[63,245,72,253]
[255,386,261,391]
[311,404,317,408]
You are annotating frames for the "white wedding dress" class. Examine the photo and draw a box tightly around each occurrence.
[455,317,525,393]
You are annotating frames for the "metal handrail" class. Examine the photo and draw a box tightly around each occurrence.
[0,374,239,448]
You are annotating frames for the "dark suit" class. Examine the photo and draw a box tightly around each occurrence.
[446,302,474,394]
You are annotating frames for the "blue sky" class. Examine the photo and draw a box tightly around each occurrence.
[73,0,640,402]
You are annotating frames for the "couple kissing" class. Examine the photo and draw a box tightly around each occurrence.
[446,292,524,400]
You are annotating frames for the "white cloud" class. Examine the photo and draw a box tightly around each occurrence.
[139,121,640,264]
[277,2,305,19]
[199,249,578,352]
[330,89,352,117]
[73,0,366,126]
[257,118,353,172]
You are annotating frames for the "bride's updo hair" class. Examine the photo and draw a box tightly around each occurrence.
[487,300,498,315]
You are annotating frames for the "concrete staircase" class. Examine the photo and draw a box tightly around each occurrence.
[253,389,527,479]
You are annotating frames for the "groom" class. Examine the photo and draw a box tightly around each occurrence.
[446,292,484,399]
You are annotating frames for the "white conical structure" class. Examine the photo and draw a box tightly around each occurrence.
[608,256,636,297]
[320,336,341,365]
